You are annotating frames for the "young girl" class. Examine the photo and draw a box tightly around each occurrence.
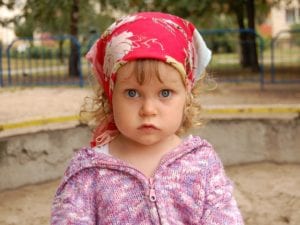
[51,12,244,224]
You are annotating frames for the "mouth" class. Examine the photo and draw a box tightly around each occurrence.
[138,124,159,131]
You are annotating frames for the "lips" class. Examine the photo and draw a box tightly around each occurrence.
[138,124,159,131]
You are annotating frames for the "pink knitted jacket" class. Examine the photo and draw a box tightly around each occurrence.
[51,135,244,224]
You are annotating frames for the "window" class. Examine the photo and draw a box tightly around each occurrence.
[286,8,296,24]
[286,7,300,24]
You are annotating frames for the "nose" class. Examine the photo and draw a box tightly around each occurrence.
[139,98,157,117]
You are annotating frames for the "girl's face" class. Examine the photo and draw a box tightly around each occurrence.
[112,60,186,147]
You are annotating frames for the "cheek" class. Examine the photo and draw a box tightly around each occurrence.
[178,96,187,113]
[112,96,124,124]
[166,98,186,119]
[112,97,136,128]
[112,107,127,132]
[178,97,187,123]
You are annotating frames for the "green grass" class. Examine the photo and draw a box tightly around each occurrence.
[1,57,66,70]
[1,57,90,70]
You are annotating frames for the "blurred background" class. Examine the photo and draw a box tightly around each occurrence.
[0,0,299,86]
[0,1,300,225]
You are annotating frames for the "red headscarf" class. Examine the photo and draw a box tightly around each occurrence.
[86,12,211,147]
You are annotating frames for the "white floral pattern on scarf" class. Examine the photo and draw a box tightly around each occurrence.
[103,31,133,80]
[103,15,138,38]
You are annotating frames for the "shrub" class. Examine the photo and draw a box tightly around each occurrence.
[290,23,300,46]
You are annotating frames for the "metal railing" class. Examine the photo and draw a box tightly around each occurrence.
[201,29,265,87]
[270,29,300,83]
[0,29,300,87]
[1,35,84,87]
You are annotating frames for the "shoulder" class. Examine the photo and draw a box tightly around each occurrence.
[182,135,215,155]
[64,147,101,178]
[56,146,111,192]
[182,135,212,148]
[181,135,223,167]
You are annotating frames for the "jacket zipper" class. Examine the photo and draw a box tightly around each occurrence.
[97,162,162,223]
[149,178,157,202]
[148,178,164,225]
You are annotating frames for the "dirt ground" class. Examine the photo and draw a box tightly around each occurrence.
[0,83,300,225]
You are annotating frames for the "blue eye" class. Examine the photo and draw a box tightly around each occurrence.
[160,89,171,98]
[126,89,138,98]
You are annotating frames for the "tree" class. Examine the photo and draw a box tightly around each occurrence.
[19,0,79,75]
[215,0,260,71]
[0,0,16,26]
[14,0,112,77]
[219,0,293,71]
[14,0,119,77]
[290,23,300,46]
[69,0,80,77]
[14,19,34,39]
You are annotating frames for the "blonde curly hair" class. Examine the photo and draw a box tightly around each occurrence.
[80,59,208,136]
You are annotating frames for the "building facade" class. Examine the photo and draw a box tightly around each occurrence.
[268,0,300,37]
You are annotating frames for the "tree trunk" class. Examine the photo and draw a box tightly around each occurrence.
[59,40,64,64]
[69,0,80,77]
[234,0,259,71]
[234,5,250,68]
[246,0,259,71]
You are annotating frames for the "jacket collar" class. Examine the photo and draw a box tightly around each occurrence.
[62,135,209,185]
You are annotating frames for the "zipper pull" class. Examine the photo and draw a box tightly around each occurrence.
[149,189,157,202]
[149,178,157,202]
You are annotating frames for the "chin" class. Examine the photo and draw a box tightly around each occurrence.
[135,138,161,146]
[134,134,177,147]
[134,133,169,145]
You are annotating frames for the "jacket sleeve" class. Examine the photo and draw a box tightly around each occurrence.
[51,169,97,225]
[201,150,244,224]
